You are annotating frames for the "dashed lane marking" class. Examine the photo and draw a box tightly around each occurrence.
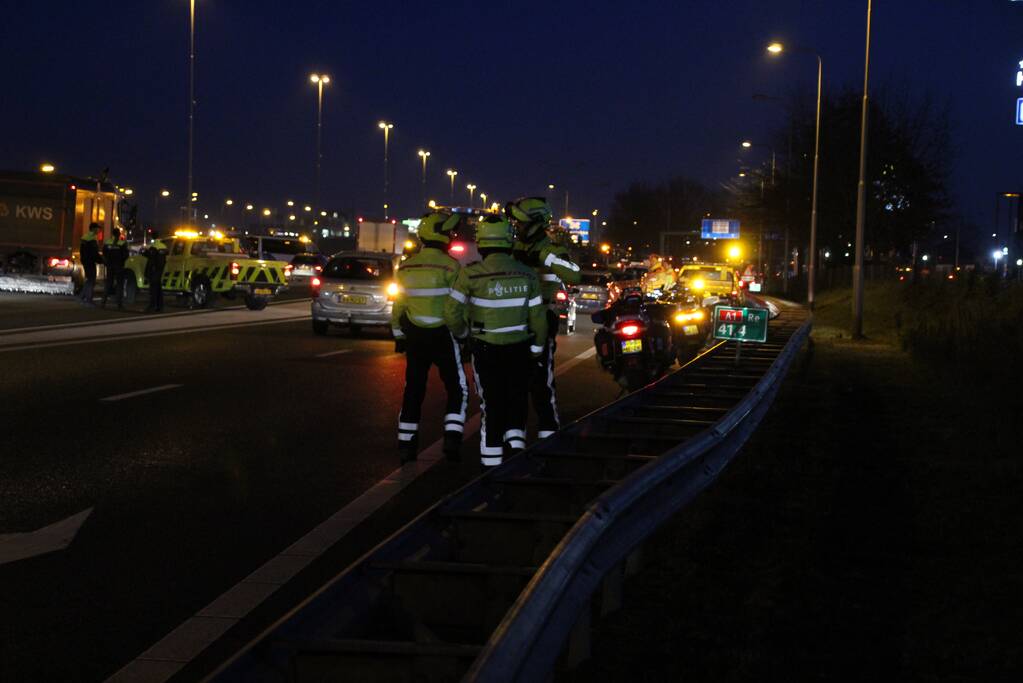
[107,344,599,683]
[100,384,183,402]
[315,349,353,358]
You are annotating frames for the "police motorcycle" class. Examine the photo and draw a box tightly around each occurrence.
[592,286,677,392]
[653,281,719,364]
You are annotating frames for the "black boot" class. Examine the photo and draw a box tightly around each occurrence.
[443,432,462,463]
[399,436,419,465]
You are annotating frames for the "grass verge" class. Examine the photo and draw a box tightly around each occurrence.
[567,290,1021,682]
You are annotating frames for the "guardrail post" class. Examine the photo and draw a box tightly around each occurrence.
[600,560,625,616]
[625,544,644,577]
[562,599,592,670]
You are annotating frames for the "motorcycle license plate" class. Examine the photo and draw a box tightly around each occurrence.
[253,288,272,296]
[683,324,700,336]
[621,339,643,354]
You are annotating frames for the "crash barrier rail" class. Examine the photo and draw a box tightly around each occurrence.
[208,307,810,683]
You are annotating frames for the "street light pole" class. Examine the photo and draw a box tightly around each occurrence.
[466,184,476,208]
[851,0,872,338]
[310,74,330,209]
[767,42,823,310]
[808,54,822,310]
[418,150,431,211]
[378,121,394,218]
[446,169,458,203]
[187,0,196,223]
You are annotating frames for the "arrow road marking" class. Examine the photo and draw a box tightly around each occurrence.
[101,384,183,402]
[0,508,93,566]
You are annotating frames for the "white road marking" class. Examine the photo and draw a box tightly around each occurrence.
[0,508,93,566]
[315,349,352,358]
[107,341,598,682]
[0,296,306,337]
[101,384,183,402]
[0,315,310,354]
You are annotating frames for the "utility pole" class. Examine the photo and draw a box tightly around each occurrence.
[851,0,872,339]
[187,0,196,223]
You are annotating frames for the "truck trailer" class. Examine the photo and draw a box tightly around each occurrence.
[0,170,123,294]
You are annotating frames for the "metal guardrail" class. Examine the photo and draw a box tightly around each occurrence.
[207,307,810,683]
[468,315,812,681]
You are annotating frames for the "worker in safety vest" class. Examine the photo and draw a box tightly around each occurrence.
[79,222,101,306]
[144,239,168,313]
[391,212,467,464]
[507,197,581,439]
[445,215,547,467]
[101,228,128,309]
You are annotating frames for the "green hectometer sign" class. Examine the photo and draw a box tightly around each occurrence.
[712,305,769,343]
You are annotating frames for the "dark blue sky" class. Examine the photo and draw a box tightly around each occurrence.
[2,1,1020,233]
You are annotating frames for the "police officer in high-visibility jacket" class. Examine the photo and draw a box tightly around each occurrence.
[391,212,467,464]
[445,216,547,467]
[507,197,582,439]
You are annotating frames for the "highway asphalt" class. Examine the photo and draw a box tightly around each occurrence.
[0,290,620,682]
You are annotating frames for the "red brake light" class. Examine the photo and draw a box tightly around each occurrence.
[311,276,322,299]
[230,261,240,280]
[314,265,323,272]
[284,264,294,278]
[555,290,568,302]
[449,242,466,254]
[48,257,70,269]
[737,280,745,288]
[620,324,640,337]
[311,276,321,287]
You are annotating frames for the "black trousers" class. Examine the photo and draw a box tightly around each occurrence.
[147,274,165,311]
[471,339,531,466]
[103,267,124,307]
[528,309,560,436]
[398,323,467,446]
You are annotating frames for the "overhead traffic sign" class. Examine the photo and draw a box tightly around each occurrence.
[1016,97,1023,126]
[701,218,740,240]
[712,305,768,343]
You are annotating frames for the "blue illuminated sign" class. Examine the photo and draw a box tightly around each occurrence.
[1017,98,1023,126]
[700,218,741,240]
[559,218,590,245]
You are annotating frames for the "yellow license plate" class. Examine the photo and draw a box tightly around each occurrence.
[253,288,272,296]
[683,324,700,335]
[582,293,599,299]
[621,339,643,354]
[340,294,368,305]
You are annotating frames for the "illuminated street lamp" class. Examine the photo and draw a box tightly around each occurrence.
[418,150,431,209]
[740,140,776,185]
[768,40,823,310]
[153,190,171,239]
[466,183,477,207]
[309,73,331,207]
[287,200,294,207]
[480,192,488,208]
[378,121,394,218]
[40,163,55,173]
[262,208,272,216]
[446,169,458,203]
[245,204,254,211]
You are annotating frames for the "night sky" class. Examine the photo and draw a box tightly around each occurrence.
[3,1,1020,235]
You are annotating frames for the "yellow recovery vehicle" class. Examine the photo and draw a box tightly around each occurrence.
[123,230,292,310]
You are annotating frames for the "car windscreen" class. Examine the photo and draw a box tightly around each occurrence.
[681,268,726,280]
[261,239,310,256]
[581,272,610,286]
[323,257,391,280]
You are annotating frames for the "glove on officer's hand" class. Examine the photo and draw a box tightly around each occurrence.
[394,338,407,353]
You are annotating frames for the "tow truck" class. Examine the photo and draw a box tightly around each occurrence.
[123,230,292,310]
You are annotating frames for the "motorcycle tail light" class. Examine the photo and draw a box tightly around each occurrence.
[618,323,641,337]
